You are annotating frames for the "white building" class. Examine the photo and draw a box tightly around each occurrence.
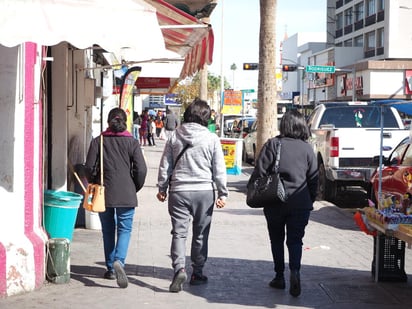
[283,0,412,104]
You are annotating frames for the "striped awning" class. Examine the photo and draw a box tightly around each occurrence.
[145,0,214,79]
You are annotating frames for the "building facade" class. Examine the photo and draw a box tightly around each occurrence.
[283,0,412,104]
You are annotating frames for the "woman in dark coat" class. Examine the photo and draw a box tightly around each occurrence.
[85,108,147,289]
[247,110,318,297]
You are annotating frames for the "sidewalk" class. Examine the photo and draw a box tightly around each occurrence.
[1,138,412,309]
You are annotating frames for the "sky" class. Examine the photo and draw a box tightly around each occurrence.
[209,0,327,91]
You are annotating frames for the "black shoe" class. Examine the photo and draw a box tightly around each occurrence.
[113,260,128,289]
[169,268,187,292]
[289,270,301,297]
[190,273,208,285]
[104,270,116,280]
[269,276,285,289]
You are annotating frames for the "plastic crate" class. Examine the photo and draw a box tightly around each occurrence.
[371,235,407,282]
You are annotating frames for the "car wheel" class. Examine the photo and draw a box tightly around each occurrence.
[317,162,337,202]
[242,143,248,163]
[252,144,257,165]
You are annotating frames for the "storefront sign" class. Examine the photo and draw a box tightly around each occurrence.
[221,90,242,114]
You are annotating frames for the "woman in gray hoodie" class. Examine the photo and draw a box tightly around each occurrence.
[157,99,228,293]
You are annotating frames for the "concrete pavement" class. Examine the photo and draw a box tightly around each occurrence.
[1,138,412,309]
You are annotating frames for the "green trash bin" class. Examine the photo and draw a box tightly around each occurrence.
[46,238,71,284]
[43,190,83,241]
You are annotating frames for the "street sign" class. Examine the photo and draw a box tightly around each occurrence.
[242,89,255,93]
[305,65,335,73]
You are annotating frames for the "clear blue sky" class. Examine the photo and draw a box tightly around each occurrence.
[209,0,326,90]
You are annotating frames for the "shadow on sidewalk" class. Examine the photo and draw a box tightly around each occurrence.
[70,257,411,308]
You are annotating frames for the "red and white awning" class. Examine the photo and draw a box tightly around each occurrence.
[0,0,215,93]
[145,0,214,79]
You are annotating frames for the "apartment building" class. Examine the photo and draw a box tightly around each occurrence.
[282,0,412,104]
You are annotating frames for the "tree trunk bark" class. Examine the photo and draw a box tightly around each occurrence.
[256,0,277,157]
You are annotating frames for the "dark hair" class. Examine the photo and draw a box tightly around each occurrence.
[279,110,310,140]
[107,107,127,133]
[183,98,211,127]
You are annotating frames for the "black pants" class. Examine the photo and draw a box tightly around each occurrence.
[147,133,155,146]
[263,206,310,274]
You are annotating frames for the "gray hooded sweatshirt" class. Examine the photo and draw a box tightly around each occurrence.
[157,122,228,200]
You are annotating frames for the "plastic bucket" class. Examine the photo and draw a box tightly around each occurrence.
[44,190,83,241]
[85,210,102,230]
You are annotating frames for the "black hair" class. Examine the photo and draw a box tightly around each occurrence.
[183,98,211,127]
[107,107,127,133]
[279,110,310,140]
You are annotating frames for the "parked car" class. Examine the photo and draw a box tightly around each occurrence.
[368,136,412,205]
[229,117,256,139]
[242,115,283,164]
[307,101,408,201]
[222,115,240,137]
[243,120,257,164]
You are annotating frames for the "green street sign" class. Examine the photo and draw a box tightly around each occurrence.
[305,65,335,73]
[242,89,255,93]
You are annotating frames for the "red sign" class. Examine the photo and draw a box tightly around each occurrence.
[136,77,171,89]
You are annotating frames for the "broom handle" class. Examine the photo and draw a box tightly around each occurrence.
[67,161,87,193]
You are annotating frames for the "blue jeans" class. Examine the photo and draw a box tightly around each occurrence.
[99,207,135,271]
[263,206,310,274]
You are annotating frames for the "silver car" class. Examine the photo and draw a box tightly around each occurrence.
[242,116,282,164]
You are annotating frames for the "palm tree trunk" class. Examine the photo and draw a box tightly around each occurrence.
[256,0,277,156]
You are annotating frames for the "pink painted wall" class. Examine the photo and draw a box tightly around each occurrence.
[24,42,45,290]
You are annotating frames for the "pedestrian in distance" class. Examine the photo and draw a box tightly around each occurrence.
[163,108,179,140]
[247,110,318,297]
[85,107,147,289]
[156,98,228,293]
[139,110,149,146]
[147,116,156,146]
[154,115,164,138]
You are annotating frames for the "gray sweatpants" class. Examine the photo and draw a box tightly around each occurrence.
[168,190,215,274]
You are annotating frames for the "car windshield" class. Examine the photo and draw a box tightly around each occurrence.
[319,106,399,128]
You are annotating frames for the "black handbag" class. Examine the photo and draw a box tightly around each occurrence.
[246,140,287,208]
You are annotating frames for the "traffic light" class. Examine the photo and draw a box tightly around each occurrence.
[243,63,259,70]
[282,64,298,72]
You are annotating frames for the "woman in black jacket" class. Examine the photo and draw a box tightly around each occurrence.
[248,110,318,297]
[85,108,147,289]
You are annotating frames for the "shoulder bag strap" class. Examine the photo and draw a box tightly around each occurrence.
[274,140,281,174]
[173,143,190,170]
[100,135,104,185]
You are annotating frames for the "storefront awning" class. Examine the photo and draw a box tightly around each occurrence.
[145,0,214,79]
[0,0,167,61]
